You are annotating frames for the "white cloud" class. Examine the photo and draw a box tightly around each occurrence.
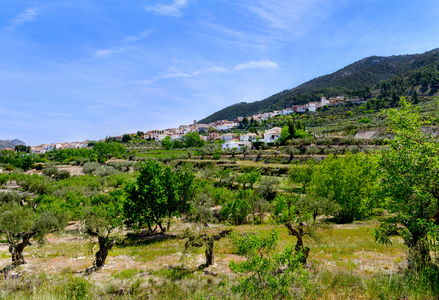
[144,0,188,17]
[94,47,131,58]
[123,30,154,43]
[7,7,41,30]
[94,29,152,58]
[135,66,227,84]
[234,60,278,71]
[240,0,333,36]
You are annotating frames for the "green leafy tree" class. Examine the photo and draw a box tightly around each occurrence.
[374,98,439,269]
[220,191,250,225]
[0,203,67,267]
[93,141,126,163]
[122,134,132,143]
[290,159,317,193]
[82,192,125,274]
[124,160,196,233]
[181,132,205,148]
[287,118,296,137]
[279,126,290,145]
[257,176,280,201]
[412,90,419,104]
[14,145,31,153]
[237,170,261,190]
[161,136,172,150]
[308,153,377,223]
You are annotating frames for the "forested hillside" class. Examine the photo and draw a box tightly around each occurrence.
[199,48,439,123]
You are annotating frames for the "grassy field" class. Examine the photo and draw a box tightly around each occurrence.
[1,218,432,299]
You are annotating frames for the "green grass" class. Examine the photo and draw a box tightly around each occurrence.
[0,220,436,299]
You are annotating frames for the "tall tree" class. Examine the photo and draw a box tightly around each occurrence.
[307,153,377,223]
[124,160,196,233]
[374,98,439,269]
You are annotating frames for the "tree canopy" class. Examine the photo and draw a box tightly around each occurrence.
[374,98,439,268]
[124,160,196,233]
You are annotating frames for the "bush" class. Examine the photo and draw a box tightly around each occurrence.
[220,193,249,225]
[83,162,101,175]
[56,170,71,180]
[229,230,309,299]
[305,146,319,155]
[43,166,59,177]
[358,118,371,123]
[95,166,120,177]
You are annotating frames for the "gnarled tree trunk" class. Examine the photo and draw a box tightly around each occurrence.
[95,236,116,268]
[184,229,232,268]
[284,223,309,265]
[85,230,116,275]
[8,232,34,266]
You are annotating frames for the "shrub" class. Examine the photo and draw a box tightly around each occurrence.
[229,230,309,299]
[358,118,371,123]
[83,162,101,175]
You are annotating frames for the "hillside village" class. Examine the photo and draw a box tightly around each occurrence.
[29,96,365,154]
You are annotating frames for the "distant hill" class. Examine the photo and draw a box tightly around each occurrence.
[0,139,26,150]
[199,48,439,124]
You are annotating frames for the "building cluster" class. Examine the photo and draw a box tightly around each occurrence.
[30,141,89,154]
[141,96,364,144]
[26,96,364,153]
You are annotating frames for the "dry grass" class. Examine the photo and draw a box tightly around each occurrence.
[0,219,436,299]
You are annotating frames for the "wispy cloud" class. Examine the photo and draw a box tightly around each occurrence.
[201,22,270,51]
[43,112,74,117]
[123,30,154,43]
[94,29,152,58]
[94,46,132,58]
[7,7,41,30]
[134,59,277,85]
[235,60,278,70]
[144,0,189,17]
[240,0,333,36]
[135,66,227,84]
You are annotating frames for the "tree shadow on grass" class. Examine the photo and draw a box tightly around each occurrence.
[118,233,178,248]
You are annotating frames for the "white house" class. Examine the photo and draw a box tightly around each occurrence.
[282,108,294,115]
[221,133,236,141]
[260,113,270,121]
[295,105,307,113]
[157,134,169,142]
[308,102,319,112]
[170,135,182,141]
[321,97,331,106]
[222,140,252,151]
[264,127,282,143]
[240,133,258,142]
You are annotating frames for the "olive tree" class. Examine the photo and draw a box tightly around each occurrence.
[82,192,125,274]
[374,98,439,269]
[0,201,67,267]
[181,228,231,268]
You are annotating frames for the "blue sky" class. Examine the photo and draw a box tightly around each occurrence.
[1,0,439,145]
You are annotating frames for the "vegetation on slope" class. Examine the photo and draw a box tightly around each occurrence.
[199,48,439,124]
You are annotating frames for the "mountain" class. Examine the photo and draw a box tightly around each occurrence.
[199,48,439,124]
[0,139,26,150]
